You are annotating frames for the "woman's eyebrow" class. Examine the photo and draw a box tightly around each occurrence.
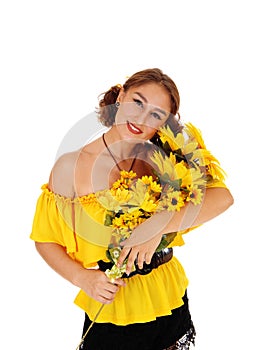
[134,92,167,116]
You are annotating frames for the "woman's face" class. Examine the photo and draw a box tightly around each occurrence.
[115,83,172,141]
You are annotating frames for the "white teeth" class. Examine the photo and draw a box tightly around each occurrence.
[129,122,140,132]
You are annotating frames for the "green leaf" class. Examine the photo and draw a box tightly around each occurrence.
[104,213,113,226]
[167,178,182,189]
[155,232,177,252]
[106,249,113,262]
[165,231,178,243]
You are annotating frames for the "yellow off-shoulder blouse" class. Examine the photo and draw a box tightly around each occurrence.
[30,178,226,326]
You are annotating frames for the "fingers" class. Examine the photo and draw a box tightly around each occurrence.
[137,251,153,269]
[118,247,155,275]
[98,278,125,304]
[116,246,136,276]
[124,248,137,275]
[123,248,151,275]
[119,233,163,274]
[84,270,126,304]
[113,278,126,287]
[117,247,131,267]
[117,247,148,275]
[144,252,153,265]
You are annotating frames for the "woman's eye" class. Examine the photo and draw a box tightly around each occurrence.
[133,99,143,108]
[151,112,162,120]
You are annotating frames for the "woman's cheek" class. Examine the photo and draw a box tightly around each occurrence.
[143,126,158,139]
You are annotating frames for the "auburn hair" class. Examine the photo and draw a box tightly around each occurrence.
[97,68,182,136]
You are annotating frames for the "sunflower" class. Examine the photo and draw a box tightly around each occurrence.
[186,185,204,205]
[140,193,159,212]
[140,175,162,193]
[111,170,137,191]
[128,179,159,213]
[111,187,131,204]
[151,151,205,189]
[157,188,185,212]
[158,125,199,161]
[158,125,185,151]
[150,151,177,180]
[112,210,146,230]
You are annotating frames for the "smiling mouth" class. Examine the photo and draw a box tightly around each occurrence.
[127,121,143,134]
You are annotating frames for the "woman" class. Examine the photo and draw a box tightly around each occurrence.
[30,68,234,349]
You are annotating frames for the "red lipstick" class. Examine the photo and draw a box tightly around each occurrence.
[127,121,143,135]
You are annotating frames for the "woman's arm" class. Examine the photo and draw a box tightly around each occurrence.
[35,242,125,304]
[118,187,234,274]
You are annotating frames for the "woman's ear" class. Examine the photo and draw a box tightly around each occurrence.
[117,88,125,103]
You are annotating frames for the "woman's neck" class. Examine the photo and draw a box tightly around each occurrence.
[103,126,144,160]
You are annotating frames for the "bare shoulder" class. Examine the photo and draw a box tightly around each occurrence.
[48,138,102,197]
[48,150,81,197]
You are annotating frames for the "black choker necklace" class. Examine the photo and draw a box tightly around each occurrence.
[102,134,137,172]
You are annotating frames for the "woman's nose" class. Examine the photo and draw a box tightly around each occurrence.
[134,108,152,127]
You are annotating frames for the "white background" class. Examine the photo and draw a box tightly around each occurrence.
[0,0,259,349]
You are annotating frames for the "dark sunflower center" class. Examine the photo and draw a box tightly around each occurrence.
[171,198,178,205]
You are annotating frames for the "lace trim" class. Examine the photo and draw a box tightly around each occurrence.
[164,324,196,350]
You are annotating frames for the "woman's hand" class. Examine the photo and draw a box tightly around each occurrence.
[35,242,126,304]
[80,269,126,304]
[117,233,163,276]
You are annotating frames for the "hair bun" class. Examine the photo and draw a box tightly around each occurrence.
[110,84,121,94]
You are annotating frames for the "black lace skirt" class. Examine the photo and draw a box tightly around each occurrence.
[80,291,196,350]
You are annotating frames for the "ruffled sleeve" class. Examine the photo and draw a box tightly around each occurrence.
[30,184,114,265]
[30,184,77,253]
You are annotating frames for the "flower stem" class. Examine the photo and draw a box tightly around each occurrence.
[75,304,105,350]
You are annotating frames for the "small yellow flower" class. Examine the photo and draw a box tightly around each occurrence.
[112,210,146,231]
[140,175,162,193]
[178,165,206,188]
[112,215,128,229]
[111,170,137,191]
[140,193,158,212]
[187,185,204,205]
[111,179,129,191]
[111,187,131,203]
[120,170,137,179]
[174,162,190,186]
[158,189,185,212]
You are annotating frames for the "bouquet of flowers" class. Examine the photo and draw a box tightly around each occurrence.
[95,123,224,281]
[75,122,226,349]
